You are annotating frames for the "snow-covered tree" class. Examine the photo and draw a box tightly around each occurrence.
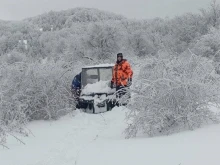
[85,21,122,62]
[192,28,220,61]
[125,53,220,138]
[200,0,220,28]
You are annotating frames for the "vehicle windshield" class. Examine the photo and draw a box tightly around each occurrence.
[81,67,113,88]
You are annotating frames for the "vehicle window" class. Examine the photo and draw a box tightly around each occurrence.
[99,68,112,81]
[86,69,98,84]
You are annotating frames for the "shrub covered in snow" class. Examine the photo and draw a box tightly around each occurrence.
[1,61,76,120]
[0,60,76,146]
[125,53,220,138]
[0,128,7,148]
[192,28,220,62]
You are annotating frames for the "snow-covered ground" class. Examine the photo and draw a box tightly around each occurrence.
[1,107,220,165]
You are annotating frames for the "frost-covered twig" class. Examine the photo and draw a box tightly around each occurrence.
[8,133,25,145]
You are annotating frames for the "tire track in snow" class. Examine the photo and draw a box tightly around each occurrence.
[30,112,107,165]
[74,113,107,165]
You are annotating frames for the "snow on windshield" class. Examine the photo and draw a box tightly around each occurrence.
[82,67,113,87]
[81,80,115,95]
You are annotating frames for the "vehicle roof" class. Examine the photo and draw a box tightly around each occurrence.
[82,63,115,69]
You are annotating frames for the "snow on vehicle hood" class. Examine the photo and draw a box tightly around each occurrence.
[81,80,115,95]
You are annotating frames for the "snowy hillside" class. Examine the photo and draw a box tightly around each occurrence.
[1,2,220,165]
[1,107,220,165]
[24,8,126,30]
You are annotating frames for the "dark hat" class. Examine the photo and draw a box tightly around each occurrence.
[117,53,123,57]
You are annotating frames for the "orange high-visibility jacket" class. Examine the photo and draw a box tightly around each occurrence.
[111,59,133,86]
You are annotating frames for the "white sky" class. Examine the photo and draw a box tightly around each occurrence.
[0,0,218,20]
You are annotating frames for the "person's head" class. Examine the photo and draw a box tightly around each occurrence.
[117,53,123,62]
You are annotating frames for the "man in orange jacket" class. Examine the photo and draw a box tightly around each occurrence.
[111,53,133,99]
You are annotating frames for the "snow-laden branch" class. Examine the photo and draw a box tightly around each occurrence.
[125,54,220,138]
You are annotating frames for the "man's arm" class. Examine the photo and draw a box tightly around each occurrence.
[124,61,133,79]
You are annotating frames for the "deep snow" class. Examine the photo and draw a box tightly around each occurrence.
[1,107,220,165]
